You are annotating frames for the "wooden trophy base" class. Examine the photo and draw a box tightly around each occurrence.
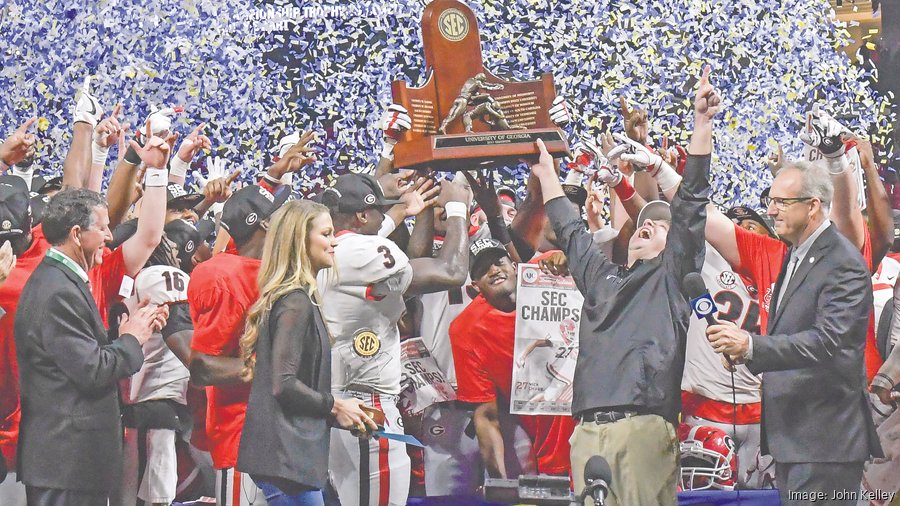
[393,128,570,172]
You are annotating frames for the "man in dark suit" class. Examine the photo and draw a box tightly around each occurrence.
[15,188,167,506]
[707,162,883,505]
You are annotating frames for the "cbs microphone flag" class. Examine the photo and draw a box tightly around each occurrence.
[511,264,584,416]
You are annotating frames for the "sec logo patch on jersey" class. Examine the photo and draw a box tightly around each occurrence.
[717,271,737,289]
[353,329,381,357]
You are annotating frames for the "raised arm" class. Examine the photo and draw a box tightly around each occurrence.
[120,123,175,275]
[665,65,717,281]
[406,179,471,294]
[800,104,865,250]
[0,117,37,173]
[168,123,211,186]
[87,104,125,192]
[464,170,522,262]
[532,139,613,292]
[857,138,893,269]
[63,78,102,189]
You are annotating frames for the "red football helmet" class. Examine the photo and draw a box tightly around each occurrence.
[678,423,737,491]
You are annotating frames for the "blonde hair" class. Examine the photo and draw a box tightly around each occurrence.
[240,199,330,381]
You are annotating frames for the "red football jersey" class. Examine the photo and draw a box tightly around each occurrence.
[734,224,881,380]
[88,245,129,328]
[450,295,574,476]
[188,253,260,469]
[0,225,50,467]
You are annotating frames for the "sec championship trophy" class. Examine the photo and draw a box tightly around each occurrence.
[391,0,570,171]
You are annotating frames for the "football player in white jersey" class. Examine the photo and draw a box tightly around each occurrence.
[110,220,202,506]
[681,206,778,489]
[318,173,471,506]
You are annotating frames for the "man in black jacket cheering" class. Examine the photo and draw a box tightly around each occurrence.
[529,66,718,506]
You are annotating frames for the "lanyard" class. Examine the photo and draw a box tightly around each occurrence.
[46,249,89,283]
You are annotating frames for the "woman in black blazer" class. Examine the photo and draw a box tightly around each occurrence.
[237,200,376,506]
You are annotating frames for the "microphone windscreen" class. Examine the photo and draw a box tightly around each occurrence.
[584,455,612,484]
[682,271,708,299]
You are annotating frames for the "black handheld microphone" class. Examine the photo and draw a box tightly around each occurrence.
[683,272,732,366]
[582,456,612,505]
[683,272,742,501]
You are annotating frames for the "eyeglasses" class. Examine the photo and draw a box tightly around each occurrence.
[760,196,814,211]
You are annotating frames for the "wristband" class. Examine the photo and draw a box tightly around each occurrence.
[169,155,190,178]
[262,173,282,187]
[612,176,636,201]
[123,139,143,166]
[91,142,110,166]
[873,372,896,390]
[825,153,850,175]
[378,214,397,238]
[444,201,468,220]
[0,159,9,172]
[144,168,168,187]
[380,140,396,160]
[563,168,582,185]
[651,162,682,192]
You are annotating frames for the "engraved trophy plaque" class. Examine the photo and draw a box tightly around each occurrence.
[391,0,570,171]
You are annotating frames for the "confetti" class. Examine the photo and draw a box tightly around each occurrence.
[0,0,892,206]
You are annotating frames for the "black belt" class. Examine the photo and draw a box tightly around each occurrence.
[576,407,645,424]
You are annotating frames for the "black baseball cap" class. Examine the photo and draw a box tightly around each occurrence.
[196,218,216,244]
[636,200,671,225]
[727,206,777,237]
[322,174,402,213]
[164,219,203,270]
[32,175,62,195]
[29,192,50,226]
[166,183,205,210]
[220,184,292,242]
[469,237,510,280]
[0,176,31,239]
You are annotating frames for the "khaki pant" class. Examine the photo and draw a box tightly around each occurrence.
[570,414,679,506]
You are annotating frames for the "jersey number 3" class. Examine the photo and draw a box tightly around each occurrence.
[378,245,396,269]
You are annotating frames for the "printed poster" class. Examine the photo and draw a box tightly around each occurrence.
[511,263,584,416]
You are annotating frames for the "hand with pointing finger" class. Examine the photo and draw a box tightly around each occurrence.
[0,117,38,168]
[203,167,243,204]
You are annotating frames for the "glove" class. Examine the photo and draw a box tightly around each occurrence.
[568,139,601,173]
[595,160,623,187]
[136,106,183,141]
[549,96,570,127]
[73,77,102,127]
[608,133,664,173]
[380,104,411,159]
[194,156,228,190]
[799,104,846,159]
